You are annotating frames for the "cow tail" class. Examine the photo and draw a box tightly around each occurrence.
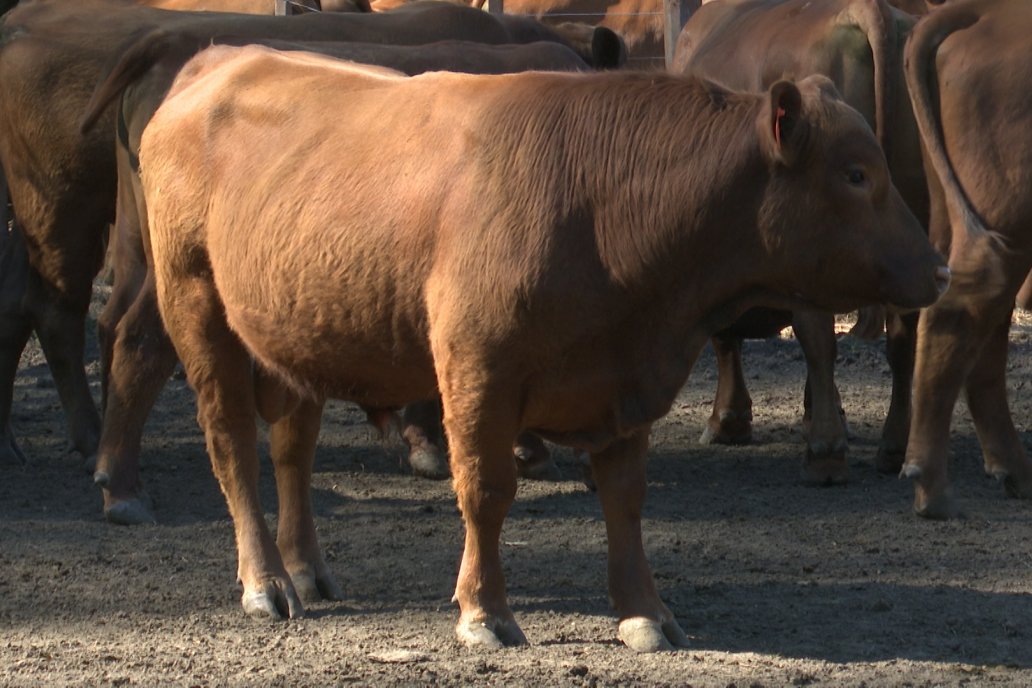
[903,6,1005,295]
[846,0,896,159]
[78,27,186,134]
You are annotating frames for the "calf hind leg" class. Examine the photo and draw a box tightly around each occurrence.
[442,387,525,648]
[95,273,177,525]
[592,429,687,652]
[265,394,343,604]
[965,312,1032,498]
[161,275,302,619]
[0,226,31,465]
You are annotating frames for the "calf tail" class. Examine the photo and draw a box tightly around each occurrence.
[903,5,1004,294]
[842,0,897,158]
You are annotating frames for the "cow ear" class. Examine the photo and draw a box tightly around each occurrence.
[763,80,807,168]
[591,27,627,70]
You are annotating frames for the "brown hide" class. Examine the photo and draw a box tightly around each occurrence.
[139,44,945,647]
[373,0,660,66]
[0,0,596,515]
[84,28,591,522]
[901,0,1032,517]
[672,0,926,484]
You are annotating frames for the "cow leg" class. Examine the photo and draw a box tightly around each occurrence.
[25,265,100,468]
[162,275,301,620]
[266,395,344,605]
[443,387,525,648]
[902,303,984,519]
[591,428,687,652]
[876,310,918,474]
[94,272,177,525]
[794,310,848,484]
[401,399,449,479]
[965,311,1032,498]
[0,224,31,465]
[514,431,560,481]
[848,305,886,340]
[700,333,752,445]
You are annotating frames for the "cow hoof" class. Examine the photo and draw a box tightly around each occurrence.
[103,494,157,526]
[618,617,690,653]
[699,412,752,446]
[875,446,905,475]
[996,470,1032,500]
[79,451,97,475]
[289,566,344,605]
[408,445,449,480]
[456,616,527,649]
[0,436,26,466]
[242,580,305,621]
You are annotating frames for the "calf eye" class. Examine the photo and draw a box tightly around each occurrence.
[847,168,866,185]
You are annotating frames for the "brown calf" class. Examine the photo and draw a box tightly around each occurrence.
[140,45,947,649]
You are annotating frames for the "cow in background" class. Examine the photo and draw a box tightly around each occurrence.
[672,0,929,484]
[902,0,1032,517]
[0,0,618,518]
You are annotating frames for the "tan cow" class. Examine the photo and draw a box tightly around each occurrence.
[139,44,948,649]
[902,0,1032,517]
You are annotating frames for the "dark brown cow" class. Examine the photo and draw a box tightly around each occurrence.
[0,0,615,514]
[673,0,927,484]
[902,0,1032,517]
[139,43,947,649]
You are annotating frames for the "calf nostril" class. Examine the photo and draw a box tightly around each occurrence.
[935,265,952,294]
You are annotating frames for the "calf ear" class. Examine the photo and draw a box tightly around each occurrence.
[762,80,808,168]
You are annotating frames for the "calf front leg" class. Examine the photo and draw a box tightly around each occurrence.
[876,310,917,473]
[701,333,752,445]
[794,310,848,485]
[592,429,687,652]
[268,395,343,604]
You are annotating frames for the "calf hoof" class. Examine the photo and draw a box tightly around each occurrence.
[242,579,305,621]
[288,565,344,605]
[0,435,26,466]
[408,445,449,480]
[903,464,957,520]
[456,615,527,649]
[699,411,752,446]
[618,617,690,653]
[874,445,905,475]
[103,492,157,526]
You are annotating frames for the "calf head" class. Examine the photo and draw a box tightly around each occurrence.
[755,75,949,312]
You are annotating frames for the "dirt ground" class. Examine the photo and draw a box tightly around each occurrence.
[4,285,1032,687]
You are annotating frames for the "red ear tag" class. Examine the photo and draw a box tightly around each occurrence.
[775,106,786,146]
